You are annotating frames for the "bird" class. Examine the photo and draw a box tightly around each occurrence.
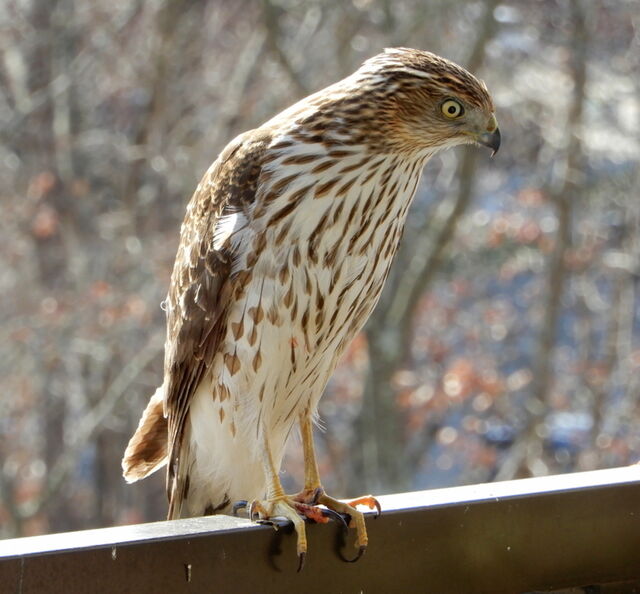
[122,47,499,569]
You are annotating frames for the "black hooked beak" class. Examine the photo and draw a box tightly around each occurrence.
[477,127,501,156]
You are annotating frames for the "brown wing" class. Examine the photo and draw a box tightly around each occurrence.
[164,129,272,518]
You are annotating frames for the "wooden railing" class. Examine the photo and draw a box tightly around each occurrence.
[2,466,640,593]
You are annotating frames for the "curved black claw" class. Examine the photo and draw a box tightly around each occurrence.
[372,500,382,519]
[232,500,248,517]
[320,507,349,532]
[297,551,306,573]
[346,545,367,563]
[256,519,279,531]
[248,501,258,521]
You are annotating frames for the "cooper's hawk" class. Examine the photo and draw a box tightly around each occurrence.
[122,47,499,569]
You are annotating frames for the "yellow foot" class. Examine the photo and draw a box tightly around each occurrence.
[233,495,348,571]
[250,497,308,571]
[293,487,381,563]
[232,489,380,568]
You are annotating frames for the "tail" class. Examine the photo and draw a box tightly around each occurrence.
[122,387,168,483]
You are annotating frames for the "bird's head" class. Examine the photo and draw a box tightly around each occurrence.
[355,48,500,156]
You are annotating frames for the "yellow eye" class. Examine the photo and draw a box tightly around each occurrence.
[441,99,464,118]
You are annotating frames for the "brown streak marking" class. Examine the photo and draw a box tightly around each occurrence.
[310,208,331,240]
[219,407,225,423]
[252,351,262,372]
[369,157,386,169]
[224,353,241,376]
[252,233,266,253]
[283,404,298,425]
[271,140,294,150]
[339,156,371,174]
[184,474,190,499]
[231,320,244,340]
[329,263,343,292]
[352,213,374,247]
[289,183,315,203]
[267,304,280,325]
[283,284,294,308]
[252,204,266,219]
[248,305,264,324]
[384,238,396,259]
[310,160,336,174]
[307,242,318,265]
[268,201,297,226]
[324,244,339,268]
[219,384,230,402]
[261,152,282,165]
[248,325,258,346]
[275,219,293,246]
[372,185,389,210]
[304,269,312,296]
[292,246,301,267]
[362,188,376,213]
[246,250,258,268]
[282,154,321,165]
[300,357,325,386]
[314,177,340,199]
[335,177,358,198]
[331,200,345,226]
[361,168,377,185]
[271,173,298,195]
[278,266,290,284]
[301,308,311,350]
[329,307,340,329]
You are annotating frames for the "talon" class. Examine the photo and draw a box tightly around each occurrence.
[256,519,279,530]
[320,507,349,532]
[297,551,306,572]
[248,500,260,521]
[311,486,324,504]
[347,545,367,563]
[232,500,248,516]
[339,544,367,564]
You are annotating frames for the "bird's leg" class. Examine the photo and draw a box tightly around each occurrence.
[244,419,379,569]
[293,414,381,561]
[245,427,341,569]
[248,430,309,570]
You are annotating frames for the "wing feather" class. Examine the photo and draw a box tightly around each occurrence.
[163,129,272,517]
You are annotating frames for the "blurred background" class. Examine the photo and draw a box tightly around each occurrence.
[1,0,639,539]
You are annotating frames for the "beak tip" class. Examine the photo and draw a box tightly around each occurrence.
[478,127,501,156]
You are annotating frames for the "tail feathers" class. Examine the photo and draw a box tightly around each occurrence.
[122,387,168,483]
